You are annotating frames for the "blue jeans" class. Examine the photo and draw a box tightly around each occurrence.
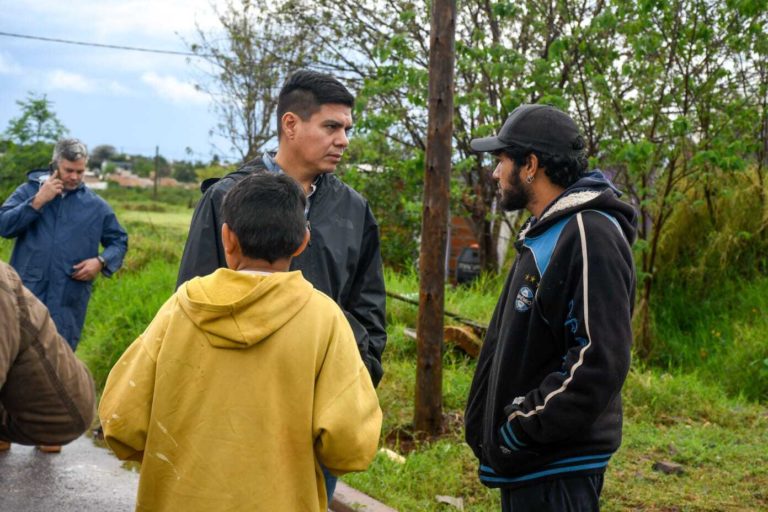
[322,465,338,505]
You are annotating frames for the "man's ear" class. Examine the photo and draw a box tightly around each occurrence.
[281,112,299,141]
[526,153,540,177]
[292,227,310,257]
[221,223,239,256]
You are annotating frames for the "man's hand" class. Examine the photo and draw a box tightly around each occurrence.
[31,171,63,210]
[71,258,103,281]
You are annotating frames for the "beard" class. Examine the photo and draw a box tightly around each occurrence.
[498,165,531,211]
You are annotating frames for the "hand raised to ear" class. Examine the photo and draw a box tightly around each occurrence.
[31,173,64,210]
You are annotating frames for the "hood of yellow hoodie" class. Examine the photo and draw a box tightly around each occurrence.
[177,268,314,349]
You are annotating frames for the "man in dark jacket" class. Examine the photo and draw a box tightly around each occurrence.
[176,70,387,503]
[464,104,637,511]
[0,260,95,452]
[0,138,128,351]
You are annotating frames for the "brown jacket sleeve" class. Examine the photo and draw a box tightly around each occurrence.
[0,261,95,445]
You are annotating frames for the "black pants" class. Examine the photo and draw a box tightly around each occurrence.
[500,474,604,512]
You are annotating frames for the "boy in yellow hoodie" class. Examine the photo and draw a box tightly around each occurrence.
[99,172,382,512]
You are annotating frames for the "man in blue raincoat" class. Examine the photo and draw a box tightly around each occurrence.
[0,138,128,351]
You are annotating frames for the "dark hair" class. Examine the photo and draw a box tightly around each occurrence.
[276,70,354,137]
[221,172,307,263]
[500,136,588,188]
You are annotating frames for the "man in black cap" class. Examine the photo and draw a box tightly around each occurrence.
[464,104,638,511]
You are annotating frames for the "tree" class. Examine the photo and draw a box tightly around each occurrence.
[5,93,67,146]
[132,155,171,178]
[199,0,768,358]
[568,0,767,356]
[0,93,67,201]
[172,161,199,183]
[90,144,118,170]
[196,162,236,182]
[414,0,456,436]
[277,0,615,272]
[187,0,317,161]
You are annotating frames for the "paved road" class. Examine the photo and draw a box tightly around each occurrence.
[0,435,395,512]
[0,435,138,511]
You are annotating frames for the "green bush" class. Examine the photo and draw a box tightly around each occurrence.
[653,275,768,401]
[655,169,768,290]
[338,145,424,270]
[719,322,768,401]
[0,141,54,203]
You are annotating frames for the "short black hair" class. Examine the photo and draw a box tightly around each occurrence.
[276,70,354,137]
[221,172,307,263]
[499,136,588,189]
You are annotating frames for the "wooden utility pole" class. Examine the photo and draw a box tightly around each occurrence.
[414,0,456,436]
[153,146,159,199]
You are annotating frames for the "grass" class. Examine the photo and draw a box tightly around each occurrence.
[0,237,11,262]
[605,368,768,511]
[385,267,504,327]
[97,184,200,208]
[117,210,193,231]
[76,201,191,390]
[653,278,768,402]
[76,258,180,391]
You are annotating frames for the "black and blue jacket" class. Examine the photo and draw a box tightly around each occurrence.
[464,171,637,488]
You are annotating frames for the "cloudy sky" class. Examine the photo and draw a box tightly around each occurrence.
[0,0,237,161]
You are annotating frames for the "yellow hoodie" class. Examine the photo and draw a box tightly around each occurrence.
[99,269,382,512]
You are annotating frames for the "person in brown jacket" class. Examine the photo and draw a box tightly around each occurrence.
[0,260,95,453]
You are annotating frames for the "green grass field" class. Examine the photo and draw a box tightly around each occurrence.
[1,188,766,510]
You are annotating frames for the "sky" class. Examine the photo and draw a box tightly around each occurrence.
[0,0,238,162]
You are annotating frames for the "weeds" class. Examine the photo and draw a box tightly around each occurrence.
[653,277,768,401]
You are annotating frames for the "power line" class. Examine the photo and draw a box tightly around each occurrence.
[0,31,365,79]
[0,31,203,58]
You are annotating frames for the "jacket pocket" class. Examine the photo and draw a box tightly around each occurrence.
[499,420,531,453]
[482,419,540,474]
[21,265,43,282]
[62,279,92,309]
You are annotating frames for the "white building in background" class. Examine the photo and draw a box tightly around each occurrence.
[83,171,107,190]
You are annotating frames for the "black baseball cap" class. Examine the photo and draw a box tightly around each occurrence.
[470,104,582,155]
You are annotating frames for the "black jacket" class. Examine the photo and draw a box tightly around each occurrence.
[465,171,637,488]
[177,157,387,386]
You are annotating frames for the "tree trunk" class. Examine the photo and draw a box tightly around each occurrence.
[414,0,456,436]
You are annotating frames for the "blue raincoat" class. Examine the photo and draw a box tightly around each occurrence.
[0,169,128,349]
